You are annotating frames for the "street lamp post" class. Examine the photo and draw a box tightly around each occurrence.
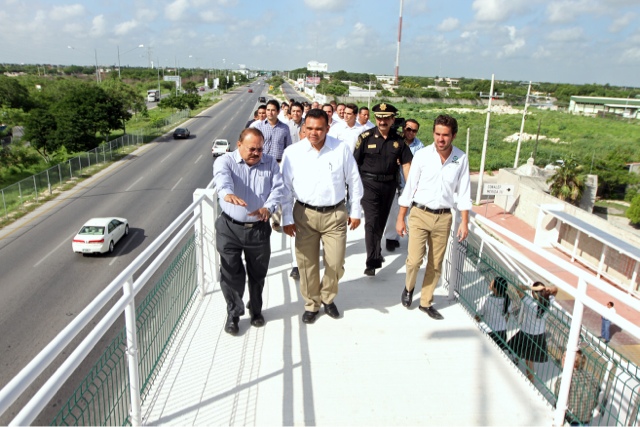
[67,45,100,83]
[117,44,144,78]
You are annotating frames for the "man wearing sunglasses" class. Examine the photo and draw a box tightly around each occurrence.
[384,119,424,251]
[213,128,284,335]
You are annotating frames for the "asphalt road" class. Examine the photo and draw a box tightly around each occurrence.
[0,78,269,424]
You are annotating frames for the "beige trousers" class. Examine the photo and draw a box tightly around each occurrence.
[293,203,348,312]
[405,208,452,307]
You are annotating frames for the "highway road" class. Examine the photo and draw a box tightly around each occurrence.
[0,78,270,423]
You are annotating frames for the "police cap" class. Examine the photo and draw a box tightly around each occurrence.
[372,103,398,118]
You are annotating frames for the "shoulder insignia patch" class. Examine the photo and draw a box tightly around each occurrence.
[393,141,399,149]
[360,131,371,138]
[355,138,362,149]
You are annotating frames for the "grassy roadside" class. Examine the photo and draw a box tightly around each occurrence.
[0,96,221,229]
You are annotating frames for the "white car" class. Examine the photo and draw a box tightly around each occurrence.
[72,217,129,255]
[212,139,230,157]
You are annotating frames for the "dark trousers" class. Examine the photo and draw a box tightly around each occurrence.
[361,179,396,269]
[215,215,271,318]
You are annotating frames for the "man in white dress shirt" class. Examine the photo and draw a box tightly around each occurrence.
[357,106,375,130]
[330,103,363,152]
[281,109,363,324]
[396,114,471,320]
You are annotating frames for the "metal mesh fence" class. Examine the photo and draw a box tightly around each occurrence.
[50,235,198,426]
[454,240,640,426]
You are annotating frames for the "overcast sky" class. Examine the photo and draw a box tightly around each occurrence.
[2,0,639,87]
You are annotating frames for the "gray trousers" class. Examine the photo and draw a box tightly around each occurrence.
[215,215,272,317]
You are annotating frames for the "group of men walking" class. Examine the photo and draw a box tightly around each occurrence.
[213,97,471,335]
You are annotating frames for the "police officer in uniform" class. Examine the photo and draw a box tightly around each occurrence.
[354,103,413,276]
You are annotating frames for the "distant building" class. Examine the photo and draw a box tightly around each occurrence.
[569,96,640,119]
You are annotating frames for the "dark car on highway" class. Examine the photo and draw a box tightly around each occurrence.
[258,96,266,103]
[173,128,190,139]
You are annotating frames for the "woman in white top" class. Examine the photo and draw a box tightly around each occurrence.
[475,276,511,350]
[508,281,551,382]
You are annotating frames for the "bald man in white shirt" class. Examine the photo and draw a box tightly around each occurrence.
[282,109,363,324]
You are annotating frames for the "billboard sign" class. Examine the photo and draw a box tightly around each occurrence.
[307,61,328,72]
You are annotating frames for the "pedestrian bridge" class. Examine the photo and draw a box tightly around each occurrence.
[1,189,639,426]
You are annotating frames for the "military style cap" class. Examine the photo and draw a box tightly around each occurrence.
[372,103,398,118]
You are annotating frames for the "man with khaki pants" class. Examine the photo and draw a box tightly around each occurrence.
[396,114,471,320]
[282,109,363,324]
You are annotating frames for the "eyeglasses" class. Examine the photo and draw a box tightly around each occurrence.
[245,147,263,153]
[404,127,418,132]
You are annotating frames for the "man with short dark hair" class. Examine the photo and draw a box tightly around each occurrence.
[384,119,424,251]
[358,106,375,130]
[213,128,284,335]
[354,103,413,276]
[331,103,363,152]
[281,109,363,324]
[288,102,304,144]
[251,99,292,231]
[396,114,471,320]
[246,104,266,128]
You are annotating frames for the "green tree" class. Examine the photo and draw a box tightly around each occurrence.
[22,108,59,162]
[0,75,32,110]
[626,194,640,225]
[183,81,198,94]
[546,159,586,205]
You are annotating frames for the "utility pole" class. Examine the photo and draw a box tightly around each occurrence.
[394,0,404,86]
[514,81,531,168]
[475,74,495,205]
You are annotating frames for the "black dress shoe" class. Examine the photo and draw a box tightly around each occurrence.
[224,316,239,335]
[386,239,400,251]
[250,313,265,327]
[364,268,376,276]
[323,302,340,319]
[290,267,300,280]
[302,311,319,324]
[419,305,444,320]
[401,287,414,308]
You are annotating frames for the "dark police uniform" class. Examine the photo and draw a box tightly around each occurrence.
[353,103,413,274]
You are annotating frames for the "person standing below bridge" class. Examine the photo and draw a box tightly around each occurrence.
[281,109,363,324]
[354,103,412,276]
[213,128,284,335]
[396,114,470,319]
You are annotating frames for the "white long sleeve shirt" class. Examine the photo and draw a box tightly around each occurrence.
[398,143,472,212]
[281,135,363,226]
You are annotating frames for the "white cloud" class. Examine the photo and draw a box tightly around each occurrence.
[50,4,84,20]
[546,0,600,23]
[621,47,640,62]
[609,12,635,33]
[438,18,459,32]
[461,31,478,40]
[497,26,525,57]
[546,27,585,42]
[114,20,138,36]
[166,0,190,21]
[251,35,266,47]
[62,23,83,35]
[90,15,106,37]
[472,0,529,22]
[532,46,551,59]
[336,38,348,49]
[303,0,344,11]
[201,10,225,23]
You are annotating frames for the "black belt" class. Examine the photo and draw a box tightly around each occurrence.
[297,200,344,213]
[412,202,451,215]
[221,211,260,228]
[361,172,395,182]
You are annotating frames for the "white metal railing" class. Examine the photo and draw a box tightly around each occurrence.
[468,212,640,426]
[2,189,639,426]
[0,187,218,426]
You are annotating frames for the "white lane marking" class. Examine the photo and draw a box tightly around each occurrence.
[195,154,203,164]
[109,230,137,266]
[171,177,183,191]
[161,153,172,163]
[35,233,77,267]
[126,177,144,192]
